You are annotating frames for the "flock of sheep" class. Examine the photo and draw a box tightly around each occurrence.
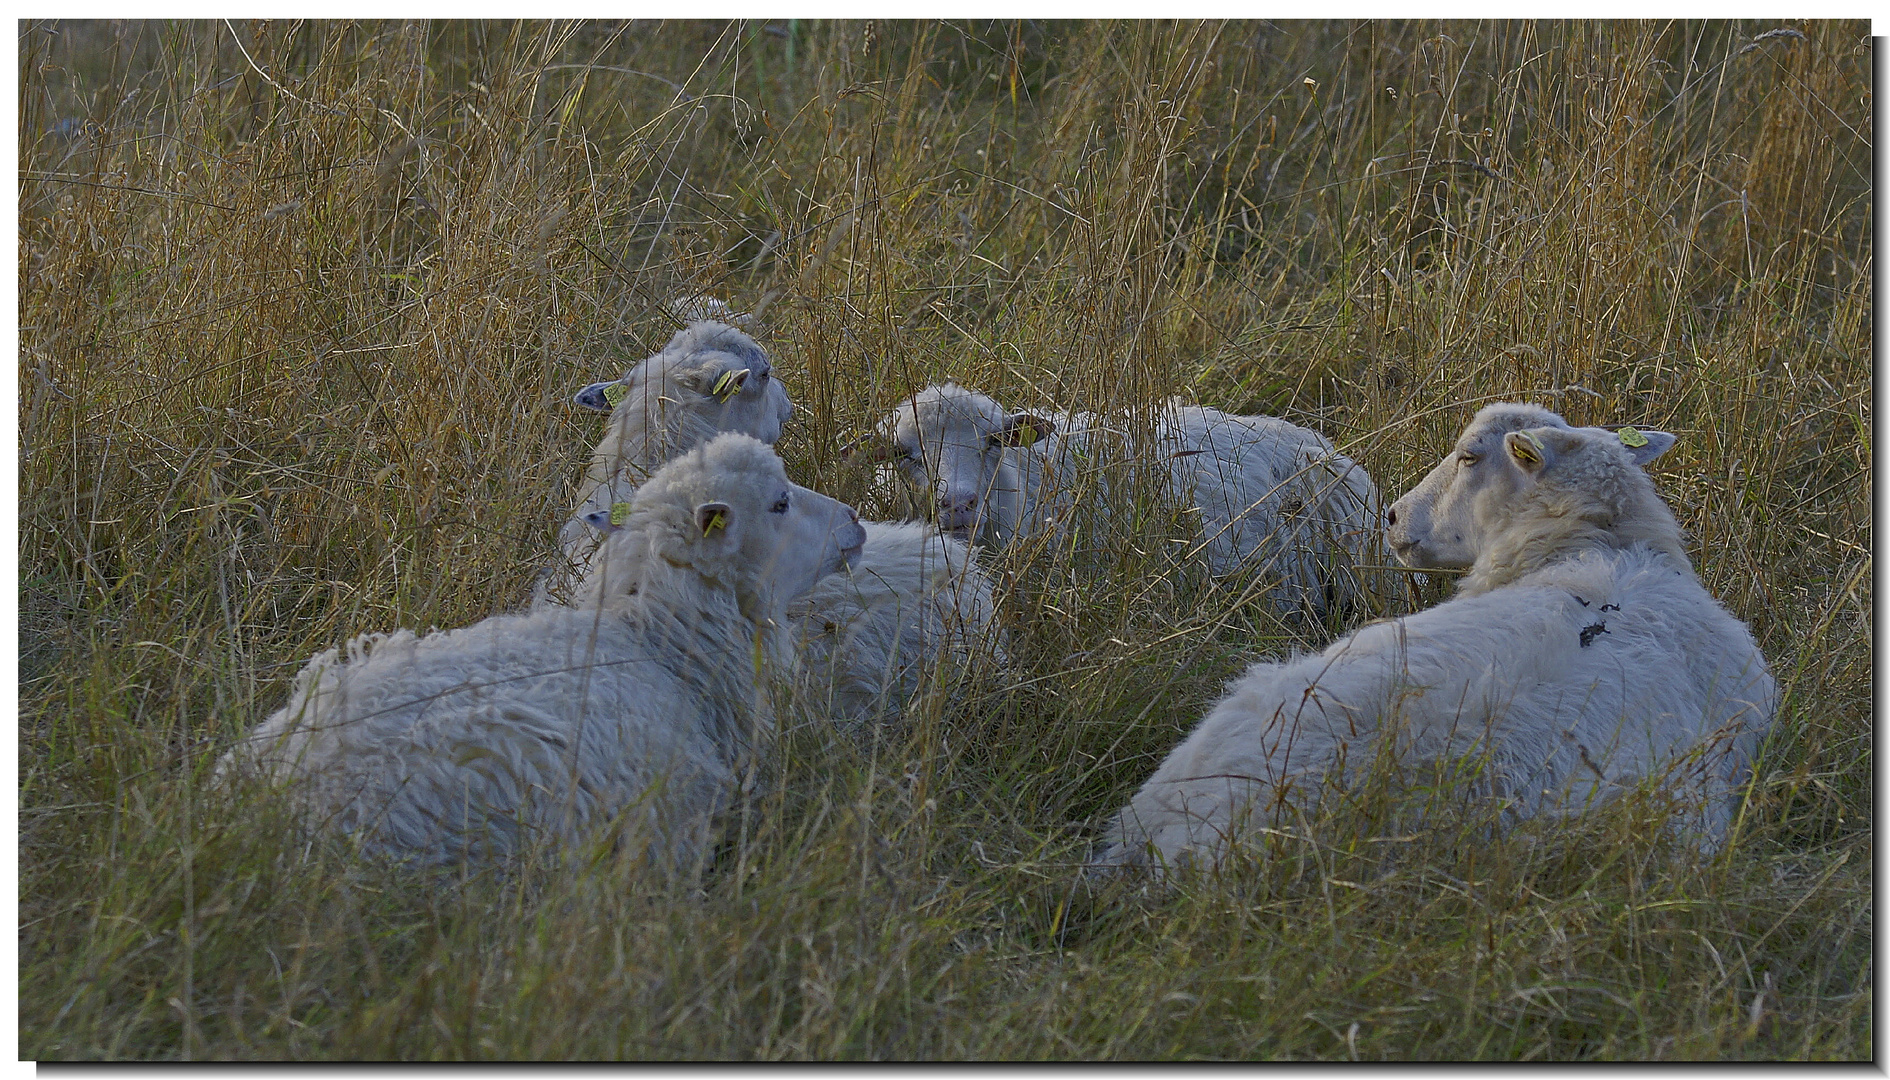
[218,315,1777,877]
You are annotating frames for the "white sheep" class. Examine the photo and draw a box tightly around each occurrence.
[221,434,867,868]
[856,383,1379,615]
[537,320,795,606]
[1098,406,1774,870]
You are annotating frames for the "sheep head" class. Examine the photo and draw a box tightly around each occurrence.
[577,433,865,619]
[860,382,1047,546]
[1388,403,1684,592]
[1386,403,1572,569]
[572,321,794,454]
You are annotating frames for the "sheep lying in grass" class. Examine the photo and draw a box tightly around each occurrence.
[222,434,867,868]
[1097,405,1774,870]
[855,383,1378,615]
[537,320,794,606]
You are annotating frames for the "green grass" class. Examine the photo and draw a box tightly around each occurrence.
[19,18,1870,1060]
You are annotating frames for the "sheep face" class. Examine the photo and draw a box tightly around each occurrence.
[1386,403,1573,568]
[857,383,1052,545]
[588,433,866,609]
[573,321,794,449]
[1388,403,1676,571]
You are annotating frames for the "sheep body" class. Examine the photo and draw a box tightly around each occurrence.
[1100,412,1772,869]
[869,383,1377,614]
[789,520,1004,720]
[224,434,865,867]
[1163,403,1380,612]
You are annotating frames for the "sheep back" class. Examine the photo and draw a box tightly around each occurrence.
[223,602,773,867]
[1164,405,1380,614]
[1101,544,1773,870]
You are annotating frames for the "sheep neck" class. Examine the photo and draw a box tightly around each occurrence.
[595,546,797,754]
[584,400,721,492]
[995,411,1092,547]
[1459,495,1690,597]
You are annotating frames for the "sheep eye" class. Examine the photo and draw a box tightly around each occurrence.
[769,494,790,514]
[1458,452,1480,466]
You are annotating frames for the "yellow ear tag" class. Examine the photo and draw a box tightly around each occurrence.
[1617,426,1649,448]
[1014,422,1038,449]
[711,369,748,402]
[608,501,632,526]
[1511,431,1544,466]
[603,382,628,407]
[701,509,728,537]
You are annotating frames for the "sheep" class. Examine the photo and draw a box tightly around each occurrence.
[584,494,1005,722]
[1097,407,1774,871]
[854,382,1379,615]
[536,320,794,606]
[220,434,868,868]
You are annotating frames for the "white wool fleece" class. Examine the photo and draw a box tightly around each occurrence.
[788,520,1005,721]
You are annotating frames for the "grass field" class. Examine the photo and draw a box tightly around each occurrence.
[18,19,1871,1060]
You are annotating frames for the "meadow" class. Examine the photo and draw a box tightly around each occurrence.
[18,19,1871,1059]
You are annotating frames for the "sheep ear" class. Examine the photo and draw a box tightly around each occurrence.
[695,501,733,538]
[708,368,751,402]
[574,380,625,412]
[841,433,902,463]
[993,413,1056,448]
[1616,427,1676,467]
[1504,430,1551,476]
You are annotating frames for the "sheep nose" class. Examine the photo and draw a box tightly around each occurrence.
[1385,506,1398,527]
[938,491,978,513]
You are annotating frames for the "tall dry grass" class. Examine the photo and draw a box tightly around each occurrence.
[19,19,1870,1060]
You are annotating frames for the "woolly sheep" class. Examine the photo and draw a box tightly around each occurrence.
[536,320,794,605]
[221,434,868,868]
[1098,407,1773,871]
[856,383,1379,615]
